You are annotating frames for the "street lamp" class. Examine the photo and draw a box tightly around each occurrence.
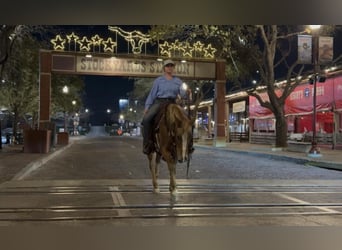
[62,85,69,132]
[107,109,111,126]
[62,85,69,94]
[71,100,77,135]
[308,25,322,157]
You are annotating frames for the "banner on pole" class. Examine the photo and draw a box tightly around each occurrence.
[318,36,333,64]
[298,35,312,64]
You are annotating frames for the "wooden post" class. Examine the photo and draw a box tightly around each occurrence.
[39,50,52,128]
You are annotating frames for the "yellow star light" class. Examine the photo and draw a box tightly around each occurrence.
[171,39,181,51]
[66,32,79,43]
[193,41,204,52]
[102,38,117,53]
[78,36,92,52]
[91,34,103,46]
[159,41,172,57]
[51,35,66,50]
[203,44,217,58]
[180,42,194,57]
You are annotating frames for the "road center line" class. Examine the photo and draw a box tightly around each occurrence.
[276,193,340,214]
[109,186,131,217]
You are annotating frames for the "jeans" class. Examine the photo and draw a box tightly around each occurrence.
[142,98,176,146]
[142,102,161,146]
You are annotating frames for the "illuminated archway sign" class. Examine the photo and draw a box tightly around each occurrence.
[50,52,217,79]
[40,27,227,147]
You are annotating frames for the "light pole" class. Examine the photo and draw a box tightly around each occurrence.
[308,25,321,157]
[62,85,69,132]
[107,109,111,126]
[72,100,77,135]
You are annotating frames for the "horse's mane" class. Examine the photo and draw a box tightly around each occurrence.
[165,104,191,134]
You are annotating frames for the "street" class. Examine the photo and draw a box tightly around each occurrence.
[23,130,342,181]
[1,126,342,225]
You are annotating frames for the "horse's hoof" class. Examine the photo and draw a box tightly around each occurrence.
[170,189,178,196]
[153,188,160,194]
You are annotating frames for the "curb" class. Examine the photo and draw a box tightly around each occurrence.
[306,161,342,171]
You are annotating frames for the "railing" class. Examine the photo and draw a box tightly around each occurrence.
[250,131,342,147]
[229,132,249,142]
[250,132,276,145]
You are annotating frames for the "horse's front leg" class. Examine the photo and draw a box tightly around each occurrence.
[148,152,160,193]
[166,161,177,195]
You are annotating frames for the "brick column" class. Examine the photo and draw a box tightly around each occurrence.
[39,50,52,128]
[214,59,227,147]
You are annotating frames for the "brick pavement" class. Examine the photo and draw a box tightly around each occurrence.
[0,137,341,184]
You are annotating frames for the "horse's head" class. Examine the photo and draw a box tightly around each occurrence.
[164,104,195,163]
[175,121,194,163]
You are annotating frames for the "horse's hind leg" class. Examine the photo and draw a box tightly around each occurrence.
[148,152,160,193]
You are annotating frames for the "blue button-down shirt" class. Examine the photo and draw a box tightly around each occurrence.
[144,75,187,110]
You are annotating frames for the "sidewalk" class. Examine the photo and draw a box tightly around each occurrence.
[0,138,341,184]
[195,141,342,171]
[0,139,74,183]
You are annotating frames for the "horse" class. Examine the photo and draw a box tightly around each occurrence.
[147,102,196,195]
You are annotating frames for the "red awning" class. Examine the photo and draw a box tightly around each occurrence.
[249,75,342,118]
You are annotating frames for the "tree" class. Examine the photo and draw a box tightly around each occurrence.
[51,74,84,116]
[0,34,40,139]
[124,78,153,123]
[244,26,303,147]
[50,74,85,130]
[0,25,54,76]
[0,25,57,141]
[0,25,16,67]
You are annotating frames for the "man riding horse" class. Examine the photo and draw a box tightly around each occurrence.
[142,59,191,155]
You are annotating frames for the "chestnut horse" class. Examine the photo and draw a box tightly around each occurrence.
[147,103,195,195]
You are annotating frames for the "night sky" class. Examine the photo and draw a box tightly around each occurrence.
[83,75,134,125]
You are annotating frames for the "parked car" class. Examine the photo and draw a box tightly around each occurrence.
[1,134,6,144]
